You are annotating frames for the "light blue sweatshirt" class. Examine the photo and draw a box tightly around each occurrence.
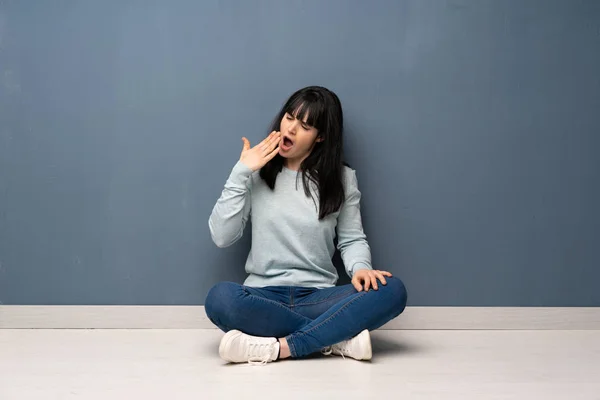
[209,161,373,288]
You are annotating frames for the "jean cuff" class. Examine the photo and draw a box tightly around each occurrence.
[285,334,299,358]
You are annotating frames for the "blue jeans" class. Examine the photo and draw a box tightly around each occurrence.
[204,277,407,358]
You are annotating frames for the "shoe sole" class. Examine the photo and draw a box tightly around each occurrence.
[219,329,242,362]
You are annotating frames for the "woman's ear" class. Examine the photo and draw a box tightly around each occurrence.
[316,135,324,143]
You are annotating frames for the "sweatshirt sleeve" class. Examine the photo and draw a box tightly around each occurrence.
[336,169,373,277]
[208,160,254,248]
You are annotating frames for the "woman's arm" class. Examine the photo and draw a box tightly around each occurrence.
[208,161,253,248]
[209,132,281,248]
[336,169,373,277]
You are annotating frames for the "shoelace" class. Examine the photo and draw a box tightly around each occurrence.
[247,342,276,366]
[321,345,346,360]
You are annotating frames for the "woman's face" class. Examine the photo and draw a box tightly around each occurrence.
[278,111,322,169]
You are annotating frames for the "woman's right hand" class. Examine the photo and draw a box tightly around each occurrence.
[240,131,282,171]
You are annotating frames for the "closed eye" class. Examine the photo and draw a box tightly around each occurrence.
[286,113,311,130]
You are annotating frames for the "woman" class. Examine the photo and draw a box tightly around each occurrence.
[206,86,407,365]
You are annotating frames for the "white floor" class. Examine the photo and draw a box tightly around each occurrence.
[1,329,599,400]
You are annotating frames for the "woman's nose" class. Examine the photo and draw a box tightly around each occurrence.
[287,121,297,134]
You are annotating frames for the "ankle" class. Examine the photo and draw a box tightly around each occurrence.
[278,338,291,359]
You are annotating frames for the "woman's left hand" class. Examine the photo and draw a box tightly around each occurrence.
[352,269,393,292]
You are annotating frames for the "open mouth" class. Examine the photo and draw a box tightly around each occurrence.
[281,136,294,151]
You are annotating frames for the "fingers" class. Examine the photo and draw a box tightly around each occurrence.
[370,274,378,291]
[352,276,363,292]
[265,143,281,161]
[263,132,281,154]
[374,271,387,286]
[363,275,371,292]
[353,270,392,293]
[259,131,280,150]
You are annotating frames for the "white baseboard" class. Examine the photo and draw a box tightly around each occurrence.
[1,306,599,330]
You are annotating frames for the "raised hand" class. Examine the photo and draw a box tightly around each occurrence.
[240,131,282,171]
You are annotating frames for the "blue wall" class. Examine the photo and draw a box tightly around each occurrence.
[1,0,599,306]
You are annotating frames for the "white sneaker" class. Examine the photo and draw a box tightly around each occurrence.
[322,329,372,361]
[219,330,280,365]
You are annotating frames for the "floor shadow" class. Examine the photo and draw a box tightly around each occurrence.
[371,332,425,356]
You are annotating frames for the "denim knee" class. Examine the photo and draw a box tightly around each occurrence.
[204,281,240,327]
[383,276,408,317]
